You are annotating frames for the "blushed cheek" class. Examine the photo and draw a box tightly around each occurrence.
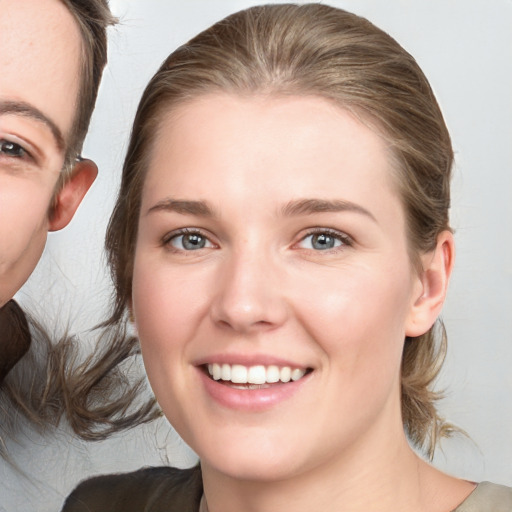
[293,271,363,335]
[131,265,195,415]
[297,271,408,363]
[132,260,201,355]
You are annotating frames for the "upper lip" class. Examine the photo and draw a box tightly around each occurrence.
[193,353,311,370]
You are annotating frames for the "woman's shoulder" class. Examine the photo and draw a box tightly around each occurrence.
[454,482,512,512]
[61,465,203,512]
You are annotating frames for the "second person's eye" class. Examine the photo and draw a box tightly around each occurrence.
[0,139,29,159]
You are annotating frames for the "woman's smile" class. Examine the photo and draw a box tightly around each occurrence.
[206,363,308,385]
[197,360,313,411]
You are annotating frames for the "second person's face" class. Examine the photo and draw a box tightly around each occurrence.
[133,94,425,482]
[0,0,82,306]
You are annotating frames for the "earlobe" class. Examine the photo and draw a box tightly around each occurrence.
[48,158,98,231]
[405,231,455,338]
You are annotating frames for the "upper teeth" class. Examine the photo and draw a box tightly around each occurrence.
[207,363,306,384]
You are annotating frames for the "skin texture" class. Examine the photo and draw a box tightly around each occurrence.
[132,94,471,512]
[0,0,97,307]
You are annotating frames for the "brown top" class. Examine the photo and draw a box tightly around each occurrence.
[61,466,203,512]
[62,466,512,512]
[0,300,31,383]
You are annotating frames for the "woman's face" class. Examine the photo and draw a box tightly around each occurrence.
[133,94,426,481]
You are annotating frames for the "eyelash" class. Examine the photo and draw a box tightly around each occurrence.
[162,227,353,254]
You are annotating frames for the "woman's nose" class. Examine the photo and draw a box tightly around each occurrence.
[209,250,289,333]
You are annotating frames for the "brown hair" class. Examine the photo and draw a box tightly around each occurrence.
[106,3,455,457]
[0,314,159,449]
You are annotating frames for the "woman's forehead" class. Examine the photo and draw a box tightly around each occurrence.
[141,93,404,227]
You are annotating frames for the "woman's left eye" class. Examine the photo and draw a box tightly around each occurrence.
[297,231,349,251]
[167,231,213,251]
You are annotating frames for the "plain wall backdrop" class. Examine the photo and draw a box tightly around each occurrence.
[2,1,511,511]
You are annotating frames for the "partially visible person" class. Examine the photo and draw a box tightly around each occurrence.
[0,0,158,445]
[0,0,97,310]
[0,0,93,383]
[61,4,512,512]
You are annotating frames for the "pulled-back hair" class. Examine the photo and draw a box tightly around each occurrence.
[106,3,455,457]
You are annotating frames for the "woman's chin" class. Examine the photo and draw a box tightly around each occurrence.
[201,452,300,483]
[191,431,306,482]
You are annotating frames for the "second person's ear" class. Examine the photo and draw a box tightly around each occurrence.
[49,158,98,232]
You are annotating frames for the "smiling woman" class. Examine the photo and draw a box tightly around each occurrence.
[62,3,512,512]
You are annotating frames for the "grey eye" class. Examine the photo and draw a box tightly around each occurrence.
[298,232,344,251]
[312,233,337,250]
[171,233,210,250]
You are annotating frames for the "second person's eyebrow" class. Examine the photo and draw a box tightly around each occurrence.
[0,99,66,151]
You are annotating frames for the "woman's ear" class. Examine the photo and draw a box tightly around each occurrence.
[48,158,98,231]
[405,230,455,337]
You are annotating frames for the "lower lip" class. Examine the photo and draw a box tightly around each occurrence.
[197,368,311,412]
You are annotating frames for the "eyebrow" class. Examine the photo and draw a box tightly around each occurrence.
[282,198,377,222]
[146,199,216,217]
[147,197,376,223]
[0,99,65,151]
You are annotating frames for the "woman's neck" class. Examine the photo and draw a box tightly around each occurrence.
[200,431,473,512]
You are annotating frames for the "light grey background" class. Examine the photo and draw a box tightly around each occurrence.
[2,1,511,511]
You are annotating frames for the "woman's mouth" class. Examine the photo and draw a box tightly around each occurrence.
[198,359,313,410]
[206,363,309,388]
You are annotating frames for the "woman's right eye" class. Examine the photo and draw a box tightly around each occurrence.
[0,139,29,159]
[167,231,214,251]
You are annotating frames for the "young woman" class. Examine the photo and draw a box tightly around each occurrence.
[62,4,512,511]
